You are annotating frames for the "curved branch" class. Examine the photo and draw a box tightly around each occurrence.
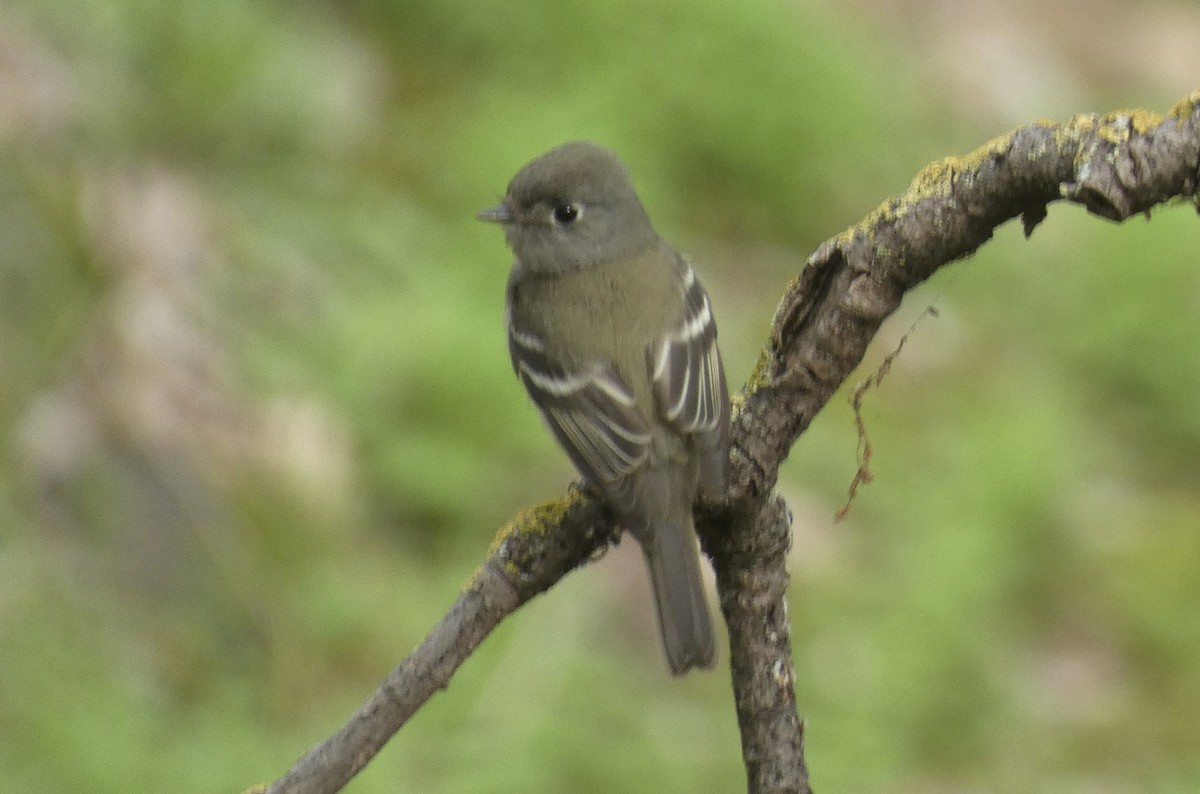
[264,92,1200,794]
[730,92,1200,507]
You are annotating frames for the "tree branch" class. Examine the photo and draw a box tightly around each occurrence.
[706,495,808,793]
[266,492,613,793]
[264,91,1200,794]
[730,93,1200,509]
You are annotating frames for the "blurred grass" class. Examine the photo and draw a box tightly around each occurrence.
[1,0,1198,792]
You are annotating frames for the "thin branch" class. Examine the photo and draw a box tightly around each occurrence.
[264,92,1200,794]
[264,563,520,793]
[266,493,613,794]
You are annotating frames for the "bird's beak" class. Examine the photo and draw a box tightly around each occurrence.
[476,203,513,224]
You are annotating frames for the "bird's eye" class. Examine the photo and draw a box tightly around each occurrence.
[552,203,581,224]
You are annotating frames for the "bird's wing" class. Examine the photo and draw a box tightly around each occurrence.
[646,261,731,494]
[508,318,651,511]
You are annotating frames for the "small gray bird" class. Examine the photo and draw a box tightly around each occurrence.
[478,141,731,675]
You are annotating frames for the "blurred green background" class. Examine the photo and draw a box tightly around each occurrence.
[2,0,1198,791]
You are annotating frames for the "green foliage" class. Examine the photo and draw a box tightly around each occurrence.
[1,0,1197,792]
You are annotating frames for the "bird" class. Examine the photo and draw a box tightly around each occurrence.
[478,141,731,675]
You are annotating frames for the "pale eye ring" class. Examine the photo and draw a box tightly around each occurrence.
[552,203,581,224]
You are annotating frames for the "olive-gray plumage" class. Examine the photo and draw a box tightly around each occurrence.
[479,141,731,675]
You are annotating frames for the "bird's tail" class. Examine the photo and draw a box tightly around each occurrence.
[628,469,716,675]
